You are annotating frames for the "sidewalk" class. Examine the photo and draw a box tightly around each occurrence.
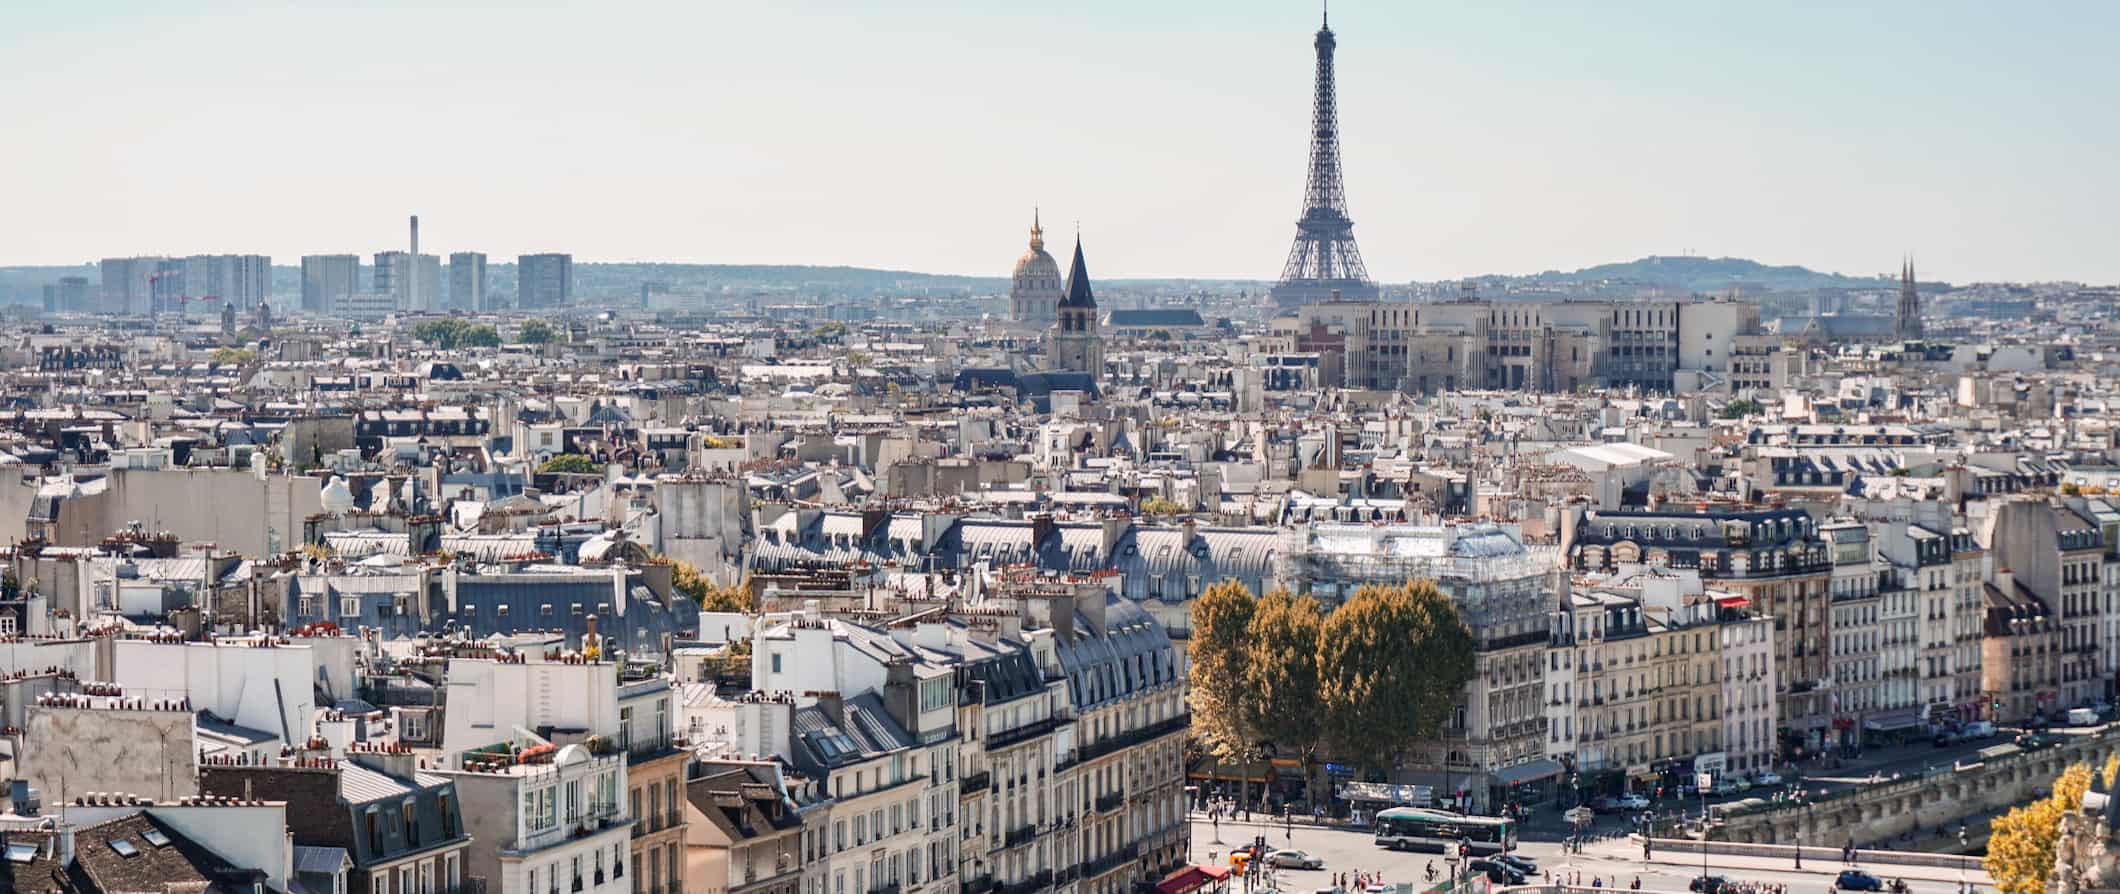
[1599,841,1993,886]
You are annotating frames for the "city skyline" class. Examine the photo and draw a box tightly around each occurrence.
[4,2,2117,284]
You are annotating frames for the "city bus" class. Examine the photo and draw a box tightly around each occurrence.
[1373,807,1517,854]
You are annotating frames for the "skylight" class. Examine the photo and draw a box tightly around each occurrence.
[5,843,37,864]
[108,838,140,858]
[141,829,172,848]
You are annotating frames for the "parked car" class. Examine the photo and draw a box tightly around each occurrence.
[2068,707,2100,727]
[1495,854,1538,875]
[1934,730,1961,748]
[1689,876,1729,894]
[1753,771,1783,786]
[1590,796,1624,814]
[1617,793,1652,810]
[1711,779,1742,797]
[1267,850,1324,870]
[1962,721,1997,738]
[2018,732,2063,750]
[1467,860,1525,885]
[1837,870,1885,892]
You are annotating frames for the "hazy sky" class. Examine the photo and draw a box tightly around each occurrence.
[4,1,2116,283]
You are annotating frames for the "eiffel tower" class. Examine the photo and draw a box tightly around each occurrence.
[1270,5,1379,308]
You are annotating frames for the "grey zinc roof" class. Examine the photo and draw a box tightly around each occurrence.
[1056,596,1176,710]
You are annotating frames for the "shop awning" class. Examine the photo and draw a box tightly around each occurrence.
[1338,781,1434,806]
[1493,758,1564,786]
[1158,867,1217,894]
[1864,713,1923,732]
[1715,596,1750,609]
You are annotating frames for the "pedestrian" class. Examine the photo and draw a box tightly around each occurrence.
[1632,878,1642,891]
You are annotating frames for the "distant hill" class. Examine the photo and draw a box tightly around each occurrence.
[1487,255,1899,294]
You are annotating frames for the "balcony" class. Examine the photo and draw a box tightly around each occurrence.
[871,884,902,894]
[987,716,1063,750]
[960,771,991,793]
[1094,791,1125,814]
[963,876,994,894]
[1076,714,1190,764]
[997,871,1053,894]
[1083,845,1139,879]
[1006,824,1038,848]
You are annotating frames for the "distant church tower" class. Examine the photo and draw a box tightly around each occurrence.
[1010,210,1063,324]
[1897,256,1923,340]
[1046,236,1104,375]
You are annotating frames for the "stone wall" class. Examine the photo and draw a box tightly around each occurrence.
[1714,731,2120,847]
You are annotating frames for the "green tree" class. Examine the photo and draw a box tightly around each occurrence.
[1988,762,2092,894]
[1187,579,1259,769]
[1240,590,1326,797]
[538,453,598,475]
[518,319,557,344]
[1318,580,1477,777]
[409,318,501,349]
[1719,399,1765,419]
[211,347,258,365]
[674,561,752,612]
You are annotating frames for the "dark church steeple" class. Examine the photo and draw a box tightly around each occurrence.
[1047,235,1104,376]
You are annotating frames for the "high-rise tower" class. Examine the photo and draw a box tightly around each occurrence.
[1270,6,1378,308]
[1897,256,1922,340]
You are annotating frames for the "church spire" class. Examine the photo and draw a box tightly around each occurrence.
[1029,208,1044,252]
[1060,236,1096,309]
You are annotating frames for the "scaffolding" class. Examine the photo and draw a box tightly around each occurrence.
[1278,522,1561,635]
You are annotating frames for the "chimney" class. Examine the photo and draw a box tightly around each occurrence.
[347,743,417,780]
[1100,516,1129,561]
[408,215,421,311]
[816,692,846,727]
[58,825,74,868]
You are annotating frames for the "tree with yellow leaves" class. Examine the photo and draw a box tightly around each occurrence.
[672,560,752,613]
[1986,762,2092,894]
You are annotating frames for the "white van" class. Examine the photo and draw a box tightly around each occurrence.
[1962,721,1996,738]
[2068,707,2100,727]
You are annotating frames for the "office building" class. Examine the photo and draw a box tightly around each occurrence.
[376,250,442,311]
[451,252,488,311]
[302,254,361,313]
[99,256,163,314]
[519,253,574,309]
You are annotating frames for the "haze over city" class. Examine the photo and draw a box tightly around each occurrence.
[5,1,2117,283]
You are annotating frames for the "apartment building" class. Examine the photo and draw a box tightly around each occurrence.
[1821,520,1883,750]
[684,760,805,894]
[1720,610,1779,774]
[1571,507,1832,756]
[621,673,690,894]
[1550,570,1727,795]
[1879,522,1962,726]
[1986,498,2107,711]
[443,741,633,894]
[201,748,474,894]
[1982,570,2061,723]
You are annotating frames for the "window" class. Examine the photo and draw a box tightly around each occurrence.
[377,875,390,894]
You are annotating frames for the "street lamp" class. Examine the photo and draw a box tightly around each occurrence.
[1959,827,1971,894]
[1697,772,1713,885]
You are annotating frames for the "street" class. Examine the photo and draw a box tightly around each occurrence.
[1190,818,1992,894]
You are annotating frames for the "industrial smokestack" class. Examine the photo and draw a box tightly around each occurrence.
[409,215,421,311]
